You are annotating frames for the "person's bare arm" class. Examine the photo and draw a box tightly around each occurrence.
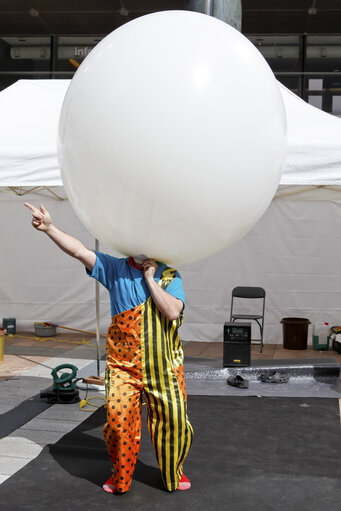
[143,259,183,321]
[24,202,96,271]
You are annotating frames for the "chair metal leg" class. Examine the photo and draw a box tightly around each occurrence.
[255,319,264,353]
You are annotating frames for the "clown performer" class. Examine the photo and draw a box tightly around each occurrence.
[25,202,193,494]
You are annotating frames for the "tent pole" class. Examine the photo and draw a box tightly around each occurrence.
[82,238,104,387]
[95,238,101,377]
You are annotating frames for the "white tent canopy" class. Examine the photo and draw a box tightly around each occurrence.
[1,79,341,343]
[1,79,341,187]
[0,80,67,187]
[281,85,341,185]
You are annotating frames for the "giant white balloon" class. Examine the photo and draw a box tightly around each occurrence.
[58,10,286,266]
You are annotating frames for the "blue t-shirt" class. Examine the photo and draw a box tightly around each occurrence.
[86,252,185,317]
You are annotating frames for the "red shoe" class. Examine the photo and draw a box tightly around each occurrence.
[178,473,191,491]
[102,475,116,493]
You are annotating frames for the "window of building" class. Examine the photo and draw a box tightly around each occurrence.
[247,35,300,94]
[0,36,50,90]
[56,36,103,74]
[305,35,341,114]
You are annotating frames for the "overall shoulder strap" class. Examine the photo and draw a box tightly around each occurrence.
[158,267,177,290]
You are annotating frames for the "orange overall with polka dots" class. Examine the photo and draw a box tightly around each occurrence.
[103,268,193,493]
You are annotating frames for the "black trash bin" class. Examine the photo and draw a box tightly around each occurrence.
[281,317,311,350]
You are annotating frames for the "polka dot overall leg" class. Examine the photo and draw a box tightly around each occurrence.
[103,306,144,493]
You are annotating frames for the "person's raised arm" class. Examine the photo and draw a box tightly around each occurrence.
[24,202,96,271]
[143,259,183,321]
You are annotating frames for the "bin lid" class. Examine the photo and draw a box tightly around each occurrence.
[281,317,311,324]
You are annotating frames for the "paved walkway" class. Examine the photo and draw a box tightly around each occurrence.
[0,332,106,483]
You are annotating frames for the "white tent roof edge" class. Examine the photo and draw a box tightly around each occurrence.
[0,78,341,187]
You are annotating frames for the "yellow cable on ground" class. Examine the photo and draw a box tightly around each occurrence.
[4,333,106,349]
[80,395,106,412]
[34,322,106,337]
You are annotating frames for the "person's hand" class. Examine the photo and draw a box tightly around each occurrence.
[142,259,158,281]
[24,203,52,233]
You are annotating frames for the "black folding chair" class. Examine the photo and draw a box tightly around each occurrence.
[230,286,266,352]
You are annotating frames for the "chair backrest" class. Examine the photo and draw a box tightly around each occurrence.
[232,286,266,299]
[230,287,266,321]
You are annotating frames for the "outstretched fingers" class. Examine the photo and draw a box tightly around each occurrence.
[24,202,49,232]
[40,204,47,215]
[24,202,43,220]
[24,202,41,216]
[24,202,38,212]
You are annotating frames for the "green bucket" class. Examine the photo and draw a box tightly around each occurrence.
[313,334,330,351]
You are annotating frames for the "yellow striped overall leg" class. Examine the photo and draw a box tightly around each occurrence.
[141,290,193,491]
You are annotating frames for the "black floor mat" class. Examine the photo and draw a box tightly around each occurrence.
[0,394,52,439]
[1,395,341,511]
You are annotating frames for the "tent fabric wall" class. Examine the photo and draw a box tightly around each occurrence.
[179,196,341,343]
[1,188,341,343]
[0,189,111,335]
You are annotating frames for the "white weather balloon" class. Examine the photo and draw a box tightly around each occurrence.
[58,10,286,266]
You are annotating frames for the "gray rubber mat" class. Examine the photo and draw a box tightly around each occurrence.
[0,394,52,439]
[1,396,341,511]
